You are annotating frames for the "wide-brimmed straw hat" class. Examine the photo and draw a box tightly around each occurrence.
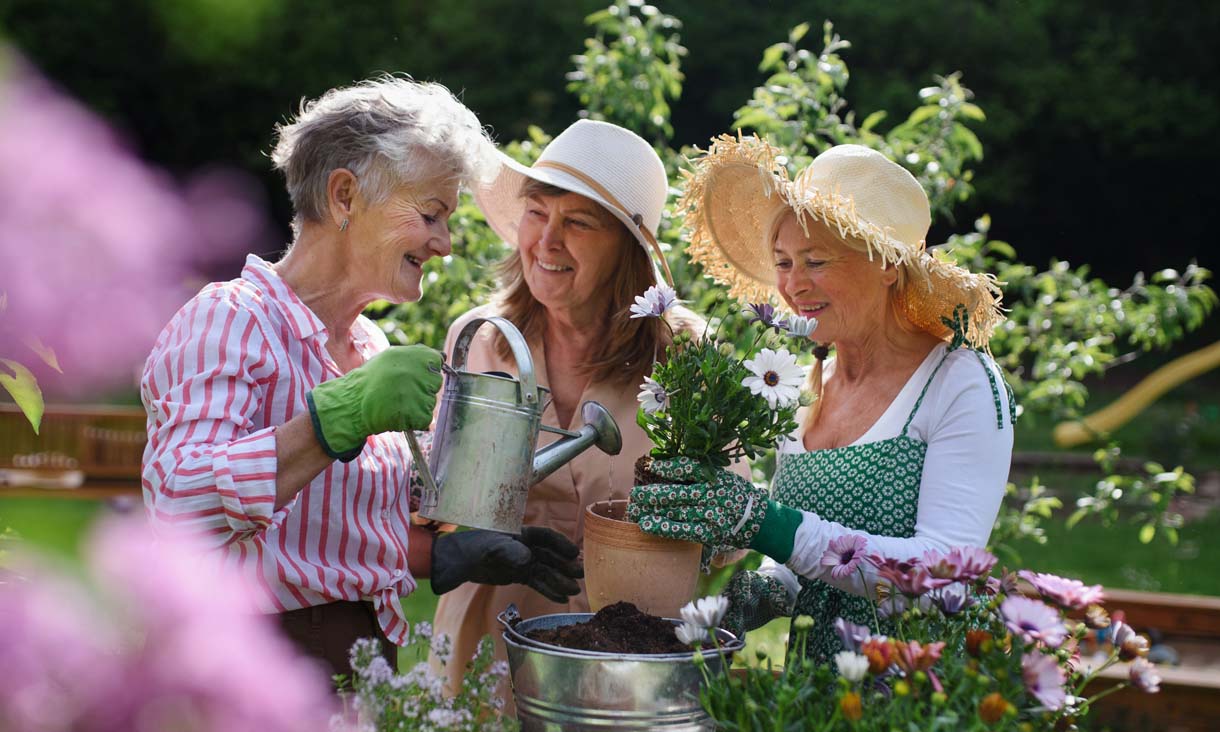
[679,134,1003,349]
[474,119,673,285]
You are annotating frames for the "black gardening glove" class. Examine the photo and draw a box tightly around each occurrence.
[430,527,583,603]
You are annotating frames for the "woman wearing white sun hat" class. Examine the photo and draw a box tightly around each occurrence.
[629,135,1017,661]
[427,119,725,707]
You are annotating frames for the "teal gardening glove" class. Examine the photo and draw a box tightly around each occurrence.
[627,456,805,564]
[307,345,443,461]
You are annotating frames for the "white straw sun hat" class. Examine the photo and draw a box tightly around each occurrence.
[474,119,674,285]
[680,134,1004,349]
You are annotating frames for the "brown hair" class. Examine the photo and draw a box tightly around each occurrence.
[491,179,675,386]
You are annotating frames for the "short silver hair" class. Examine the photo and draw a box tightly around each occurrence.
[271,75,497,227]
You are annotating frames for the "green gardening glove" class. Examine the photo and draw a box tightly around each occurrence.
[720,569,795,637]
[306,345,443,461]
[627,456,805,562]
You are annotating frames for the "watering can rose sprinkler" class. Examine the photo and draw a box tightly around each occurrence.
[407,317,622,534]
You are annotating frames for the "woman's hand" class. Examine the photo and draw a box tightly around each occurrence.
[627,457,770,548]
[306,344,443,461]
[430,527,584,603]
[629,456,805,562]
[720,569,794,637]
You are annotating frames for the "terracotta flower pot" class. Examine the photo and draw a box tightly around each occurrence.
[583,498,701,618]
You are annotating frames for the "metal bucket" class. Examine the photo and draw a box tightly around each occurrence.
[417,317,548,533]
[500,609,743,731]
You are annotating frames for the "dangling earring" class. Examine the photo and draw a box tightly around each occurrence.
[339,218,349,232]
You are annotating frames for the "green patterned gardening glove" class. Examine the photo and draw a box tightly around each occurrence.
[627,456,804,561]
[720,570,795,637]
[307,345,443,462]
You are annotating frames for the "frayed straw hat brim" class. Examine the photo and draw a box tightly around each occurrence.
[679,134,1005,349]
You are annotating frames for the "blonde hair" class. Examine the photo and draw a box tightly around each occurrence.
[764,206,925,433]
[491,179,674,386]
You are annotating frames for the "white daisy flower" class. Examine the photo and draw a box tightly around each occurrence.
[680,594,730,630]
[785,314,818,339]
[629,284,680,318]
[742,348,804,409]
[675,621,707,646]
[834,651,870,683]
[637,375,669,414]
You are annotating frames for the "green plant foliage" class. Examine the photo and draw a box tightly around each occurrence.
[567,0,687,145]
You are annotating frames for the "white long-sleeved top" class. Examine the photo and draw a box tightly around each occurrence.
[140,254,417,643]
[759,343,1014,601]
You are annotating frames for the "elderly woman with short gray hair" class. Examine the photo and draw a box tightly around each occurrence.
[140,77,583,680]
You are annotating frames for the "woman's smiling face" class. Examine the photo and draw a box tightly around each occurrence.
[350,181,458,303]
[772,212,896,345]
[516,190,630,316]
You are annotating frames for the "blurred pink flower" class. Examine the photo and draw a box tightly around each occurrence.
[1018,570,1104,611]
[821,534,868,580]
[922,546,997,584]
[0,517,334,732]
[868,553,939,596]
[1128,657,1161,694]
[1021,652,1066,710]
[1001,596,1068,648]
[0,54,271,397]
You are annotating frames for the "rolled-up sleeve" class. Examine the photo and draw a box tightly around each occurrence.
[141,292,295,546]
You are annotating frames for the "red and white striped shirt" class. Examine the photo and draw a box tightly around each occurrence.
[141,254,417,644]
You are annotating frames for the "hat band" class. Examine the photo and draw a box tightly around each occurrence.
[534,160,674,287]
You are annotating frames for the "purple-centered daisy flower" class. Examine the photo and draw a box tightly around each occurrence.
[932,582,976,615]
[834,617,873,653]
[744,302,787,332]
[821,534,868,580]
[1018,570,1105,611]
[1001,596,1068,648]
[1022,652,1067,710]
[629,284,680,318]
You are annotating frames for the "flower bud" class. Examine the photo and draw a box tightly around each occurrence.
[718,342,735,357]
[914,670,928,686]
[978,692,1008,725]
[793,615,815,632]
[838,691,862,722]
[932,691,947,706]
[893,680,910,697]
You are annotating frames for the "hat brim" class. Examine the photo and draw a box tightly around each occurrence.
[474,151,664,281]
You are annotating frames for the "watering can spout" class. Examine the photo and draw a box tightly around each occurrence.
[531,401,622,485]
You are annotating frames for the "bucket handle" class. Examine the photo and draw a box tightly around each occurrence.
[450,317,538,406]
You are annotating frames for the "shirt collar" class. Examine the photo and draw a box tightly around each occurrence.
[241,254,328,341]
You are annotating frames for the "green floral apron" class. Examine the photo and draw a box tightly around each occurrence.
[772,346,1013,661]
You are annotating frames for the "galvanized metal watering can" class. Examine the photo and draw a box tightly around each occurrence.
[409,316,622,533]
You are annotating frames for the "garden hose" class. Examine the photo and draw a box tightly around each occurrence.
[1053,340,1220,447]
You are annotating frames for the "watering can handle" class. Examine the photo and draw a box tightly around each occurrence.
[450,316,539,406]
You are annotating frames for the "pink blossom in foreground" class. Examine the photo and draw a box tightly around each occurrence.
[1022,652,1067,710]
[923,546,997,584]
[0,55,270,397]
[1018,570,1105,611]
[0,517,334,732]
[821,534,868,580]
[1001,596,1068,648]
[1128,658,1161,693]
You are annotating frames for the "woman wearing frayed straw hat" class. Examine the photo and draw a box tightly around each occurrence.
[629,135,1016,660]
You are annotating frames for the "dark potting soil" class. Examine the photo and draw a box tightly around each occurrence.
[524,601,690,654]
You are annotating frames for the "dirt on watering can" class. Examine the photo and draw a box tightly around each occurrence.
[524,602,690,654]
